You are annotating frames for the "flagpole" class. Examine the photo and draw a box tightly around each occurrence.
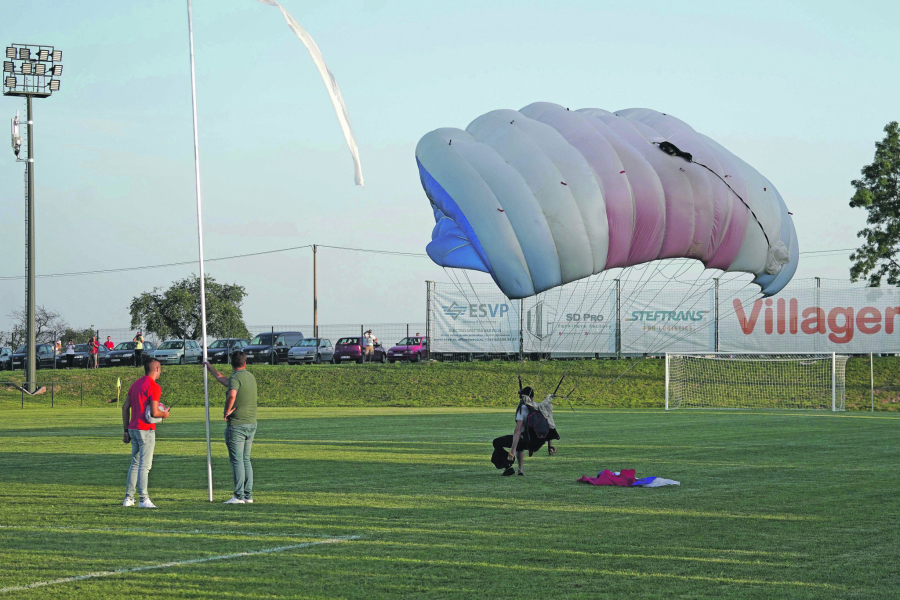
[186,0,214,502]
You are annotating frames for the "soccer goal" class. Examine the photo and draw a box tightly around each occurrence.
[665,353,850,411]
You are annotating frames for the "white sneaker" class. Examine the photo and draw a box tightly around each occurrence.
[223,496,245,504]
[123,497,135,507]
[138,499,157,508]
[244,498,253,504]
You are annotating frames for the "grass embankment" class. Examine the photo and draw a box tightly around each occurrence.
[1,408,899,598]
[1,356,898,410]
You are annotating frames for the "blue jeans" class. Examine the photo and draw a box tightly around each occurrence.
[225,424,256,500]
[126,429,156,501]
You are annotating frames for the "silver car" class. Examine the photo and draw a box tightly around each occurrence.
[153,340,203,365]
[287,338,334,365]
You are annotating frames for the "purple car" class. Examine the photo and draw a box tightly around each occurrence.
[387,336,429,363]
[333,336,386,364]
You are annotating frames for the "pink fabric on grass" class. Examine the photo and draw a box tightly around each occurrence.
[577,469,636,487]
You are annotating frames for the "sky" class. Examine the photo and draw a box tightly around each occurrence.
[1,0,897,335]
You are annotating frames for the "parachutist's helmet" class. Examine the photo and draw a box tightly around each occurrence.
[519,386,535,399]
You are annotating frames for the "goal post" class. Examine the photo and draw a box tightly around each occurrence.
[665,352,849,411]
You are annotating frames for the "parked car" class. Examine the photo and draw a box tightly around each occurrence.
[106,341,158,367]
[333,336,387,364]
[243,331,304,365]
[206,338,251,364]
[388,336,429,363]
[56,343,111,368]
[11,343,56,370]
[287,338,334,365]
[154,340,202,365]
[0,347,11,371]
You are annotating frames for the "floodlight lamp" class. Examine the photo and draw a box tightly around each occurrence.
[5,76,15,88]
[3,61,12,73]
[34,63,45,75]
[21,62,31,75]
[18,47,29,60]
[51,50,61,62]
[5,47,15,59]
[37,49,49,61]
[50,65,62,76]
[48,79,59,91]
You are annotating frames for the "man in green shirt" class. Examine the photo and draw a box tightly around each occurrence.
[205,351,258,504]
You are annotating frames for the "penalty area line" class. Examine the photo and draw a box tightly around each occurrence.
[0,536,360,594]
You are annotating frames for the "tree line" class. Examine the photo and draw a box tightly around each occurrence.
[2,275,250,348]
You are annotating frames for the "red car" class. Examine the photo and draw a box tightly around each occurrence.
[388,336,428,363]
[333,336,387,364]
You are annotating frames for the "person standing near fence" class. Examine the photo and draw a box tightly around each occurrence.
[89,335,100,369]
[363,329,377,363]
[133,331,144,366]
[105,336,114,351]
[122,358,169,508]
[204,351,258,504]
[65,340,75,369]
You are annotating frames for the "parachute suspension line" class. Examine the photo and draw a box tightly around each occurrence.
[655,141,772,247]
[560,258,714,409]
[542,259,670,407]
[442,267,508,361]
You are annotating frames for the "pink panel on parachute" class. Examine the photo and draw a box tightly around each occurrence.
[520,103,634,269]
[578,110,665,266]
[618,109,747,271]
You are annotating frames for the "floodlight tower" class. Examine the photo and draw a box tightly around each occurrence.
[4,44,63,392]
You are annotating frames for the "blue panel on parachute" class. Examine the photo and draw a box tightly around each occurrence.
[417,158,492,275]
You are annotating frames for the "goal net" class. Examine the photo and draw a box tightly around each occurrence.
[665,353,850,411]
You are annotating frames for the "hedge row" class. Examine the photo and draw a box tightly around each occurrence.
[1,356,897,410]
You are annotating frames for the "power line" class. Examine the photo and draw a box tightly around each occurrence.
[800,248,856,256]
[0,241,860,282]
[0,243,428,281]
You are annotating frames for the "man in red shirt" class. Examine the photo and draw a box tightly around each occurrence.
[121,358,169,508]
[105,336,114,351]
[89,335,100,369]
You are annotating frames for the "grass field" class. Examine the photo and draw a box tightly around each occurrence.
[2,355,899,410]
[1,407,898,598]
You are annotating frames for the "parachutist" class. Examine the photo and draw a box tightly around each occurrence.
[491,387,560,476]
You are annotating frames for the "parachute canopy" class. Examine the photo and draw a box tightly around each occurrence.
[416,103,798,299]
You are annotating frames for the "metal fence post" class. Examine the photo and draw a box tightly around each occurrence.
[714,278,719,352]
[815,277,821,352]
[51,382,53,407]
[615,279,621,358]
[519,298,524,361]
[80,382,83,406]
[425,281,432,360]
[21,386,24,408]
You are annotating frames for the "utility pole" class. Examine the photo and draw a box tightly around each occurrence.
[25,95,35,390]
[313,244,318,338]
[4,44,64,393]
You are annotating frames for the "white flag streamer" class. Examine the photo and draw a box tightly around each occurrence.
[258,0,364,186]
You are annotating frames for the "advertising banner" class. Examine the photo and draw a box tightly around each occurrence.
[522,287,615,354]
[720,285,900,353]
[430,285,520,353]
[621,284,715,353]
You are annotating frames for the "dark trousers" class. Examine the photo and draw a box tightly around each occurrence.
[66,355,74,369]
[135,349,143,365]
[491,435,518,469]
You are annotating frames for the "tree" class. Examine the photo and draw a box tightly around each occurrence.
[2,306,69,348]
[849,121,900,286]
[62,327,97,345]
[129,275,250,341]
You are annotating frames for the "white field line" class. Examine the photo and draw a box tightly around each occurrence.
[0,536,359,594]
[0,525,341,539]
